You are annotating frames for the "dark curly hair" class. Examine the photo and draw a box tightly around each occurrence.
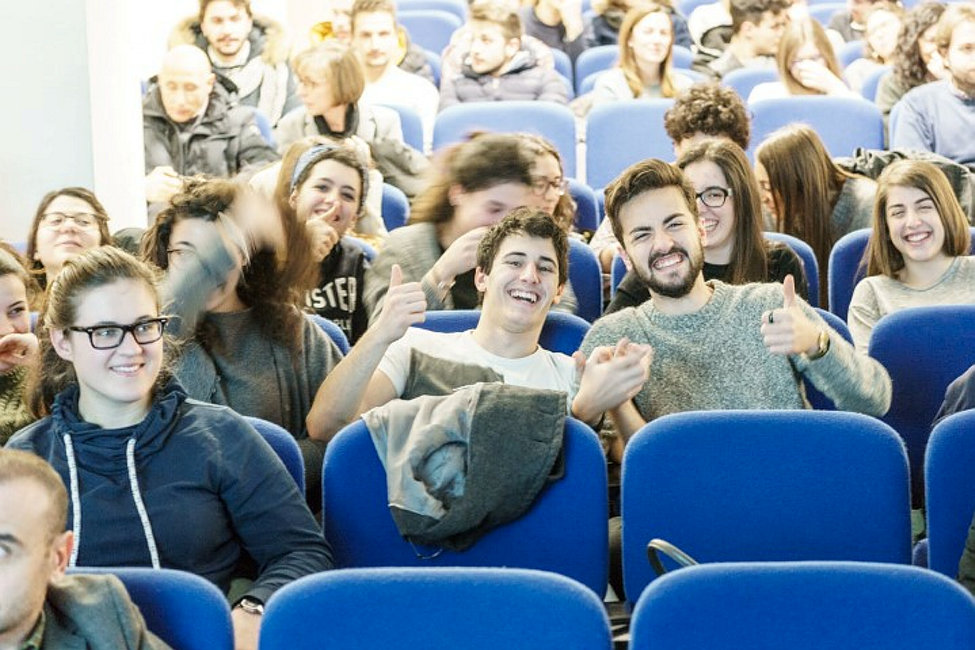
[892,2,946,90]
[664,82,750,151]
[141,177,313,358]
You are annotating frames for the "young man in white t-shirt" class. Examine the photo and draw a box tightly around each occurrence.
[307,208,648,442]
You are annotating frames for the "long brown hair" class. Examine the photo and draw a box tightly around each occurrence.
[756,124,855,304]
[26,187,111,289]
[410,133,533,226]
[866,160,972,278]
[777,18,843,95]
[618,4,679,98]
[142,177,313,356]
[677,138,769,285]
[27,246,171,418]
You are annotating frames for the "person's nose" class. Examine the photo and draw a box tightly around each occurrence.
[520,262,540,284]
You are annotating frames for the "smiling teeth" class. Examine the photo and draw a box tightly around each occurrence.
[653,254,683,270]
[509,290,538,303]
[904,232,930,242]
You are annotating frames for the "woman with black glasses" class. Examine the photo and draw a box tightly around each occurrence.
[7,246,332,650]
[607,138,806,313]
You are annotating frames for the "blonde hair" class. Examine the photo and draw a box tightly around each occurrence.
[866,160,971,278]
[777,18,843,95]
[618,4,679,98]
[293,41,365,106]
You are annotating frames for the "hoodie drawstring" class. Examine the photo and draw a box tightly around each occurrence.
[61,434,161,569]
[126,438,161,569]
[63,434,82,568]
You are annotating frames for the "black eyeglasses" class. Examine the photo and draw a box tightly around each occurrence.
[530,177,568,197]
[67,318,169,350]
[696,186,732,208]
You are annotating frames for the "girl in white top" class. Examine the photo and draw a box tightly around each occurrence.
[591,4,693,107]
[849,160,975,352]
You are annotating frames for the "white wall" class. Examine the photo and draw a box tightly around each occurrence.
[2,0,306,246]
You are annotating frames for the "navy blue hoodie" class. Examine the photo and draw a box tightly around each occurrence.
[8,380,332,604]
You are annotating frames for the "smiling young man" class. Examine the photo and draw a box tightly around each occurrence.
[439,1,570,109]
[580,158,893,459]
[307,209,639,441]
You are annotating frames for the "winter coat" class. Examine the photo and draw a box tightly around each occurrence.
[169,14,299,124]
[439,49,570,109]
[143,76,279,177]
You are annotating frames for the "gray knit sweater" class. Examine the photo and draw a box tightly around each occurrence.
[581,280,892,421]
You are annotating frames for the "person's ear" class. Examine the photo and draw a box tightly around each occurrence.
[474,265,488,292]
[552,281,565,305]
[50,328,74,363]
[206,72,216,92]
[49,531,73,580]
[504,37,521,60]
[448,184,464,207]
[289,189,299,210]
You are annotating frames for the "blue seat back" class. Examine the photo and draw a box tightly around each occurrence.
[926,409,975,577]
[827,227,870,319]
[73,567,233,650]
[322,418,608,594]
[398,0,466,21]
[568,238,603,322]
[622,410,911,602]
[631,562,975,649]
[433,101,577,177]
[398,10,462,53]
[416,309,589,355]
[763,231,820,307]
[243,416,305,493]
[585,99,675,188]
[869,305,975,507]
[574,45,617,90]
[671,44,693,68]
[808,2,846,25]
[423,48,442,85]
[722,67,778,101]
[260,568,612,649]
[749,96,884,158]
[839,39,865,67]
[380,182,410,231]
[861,65,891,102]
[379,103,424,151]
[306,313,351,354]
[551,49,574,97]
[568,178,599,232]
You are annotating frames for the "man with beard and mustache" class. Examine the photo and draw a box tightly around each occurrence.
[580,158,892,463]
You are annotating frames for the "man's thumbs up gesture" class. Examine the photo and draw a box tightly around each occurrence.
[761,275,823,357]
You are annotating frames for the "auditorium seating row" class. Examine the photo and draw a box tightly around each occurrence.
[79,404,975,648]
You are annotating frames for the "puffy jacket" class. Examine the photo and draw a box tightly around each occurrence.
[143,75,279,177]
[439,49,570,109]
[169,14,300,124]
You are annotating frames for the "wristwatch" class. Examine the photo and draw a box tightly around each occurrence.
[805,329,831,361]
[236,597,265,616]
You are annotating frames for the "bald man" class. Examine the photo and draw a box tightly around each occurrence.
[143,44,278,205]
[0,449,171,649]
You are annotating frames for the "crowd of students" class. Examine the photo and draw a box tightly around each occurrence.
[3,0,975,647]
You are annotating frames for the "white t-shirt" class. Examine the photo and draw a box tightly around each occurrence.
[378,327,579,401]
